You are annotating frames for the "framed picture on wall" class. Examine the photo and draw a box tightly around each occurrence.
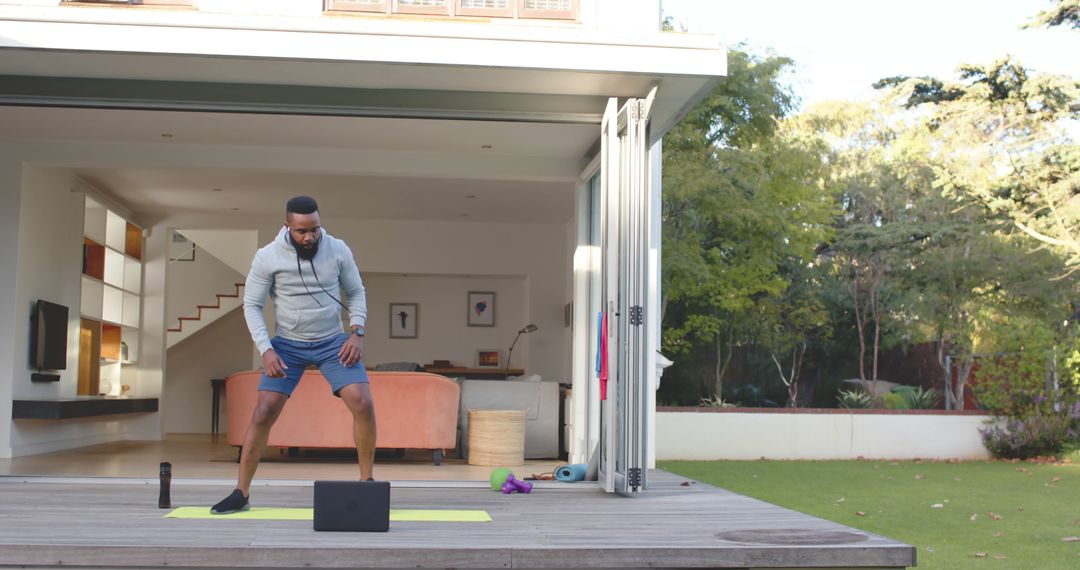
[467,291,495,327]
[389,303,418,339]
[475,349,501,368]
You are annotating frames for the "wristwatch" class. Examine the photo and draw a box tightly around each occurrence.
[352,327,365,337]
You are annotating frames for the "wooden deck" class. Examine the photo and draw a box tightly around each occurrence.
[0,470,914,569]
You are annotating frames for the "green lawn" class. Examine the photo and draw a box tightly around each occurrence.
[659,459,1079,569]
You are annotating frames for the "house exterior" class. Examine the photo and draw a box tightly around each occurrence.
[0,0,726,495]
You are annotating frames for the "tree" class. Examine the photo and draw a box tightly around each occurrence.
[879,58,1080,275]
[1024,0,1080,30]
[758,258,830,407]
[661,49,835,403]
[785,100,933,401]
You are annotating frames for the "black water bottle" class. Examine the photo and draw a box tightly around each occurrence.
[158,461,172,509]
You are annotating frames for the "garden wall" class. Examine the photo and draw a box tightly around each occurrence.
[656,407,993,461]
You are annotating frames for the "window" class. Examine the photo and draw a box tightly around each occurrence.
[326,0,387,13]
[520,0,576,20]
[63,1,195,6]
[326,0,576,20]
[394,0,450,15]
[457,0,512,18]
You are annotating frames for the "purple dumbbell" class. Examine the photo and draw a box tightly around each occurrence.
[500,474,533,494]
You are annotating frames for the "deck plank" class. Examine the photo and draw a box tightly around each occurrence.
[0,470,914,569]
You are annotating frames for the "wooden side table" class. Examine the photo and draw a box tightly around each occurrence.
[210,378,225,435]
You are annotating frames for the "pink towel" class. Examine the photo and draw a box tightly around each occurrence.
[599,312,608,401]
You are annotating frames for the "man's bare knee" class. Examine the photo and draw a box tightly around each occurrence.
[341,387,374,417]
[251,398,285,427]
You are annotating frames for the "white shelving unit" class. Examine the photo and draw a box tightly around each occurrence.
[78,196,143,397]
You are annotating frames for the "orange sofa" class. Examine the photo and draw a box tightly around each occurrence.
[225,370,460,465]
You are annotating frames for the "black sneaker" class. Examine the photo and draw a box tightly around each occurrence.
[210,489,250,515]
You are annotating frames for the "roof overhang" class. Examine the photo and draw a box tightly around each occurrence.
[0,5,726,143]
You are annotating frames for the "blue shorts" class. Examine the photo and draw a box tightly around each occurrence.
[259,332,368,397]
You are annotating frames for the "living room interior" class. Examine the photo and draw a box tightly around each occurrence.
[3,104,601,479]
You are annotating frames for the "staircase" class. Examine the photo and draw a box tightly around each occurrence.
[166,282,246,348]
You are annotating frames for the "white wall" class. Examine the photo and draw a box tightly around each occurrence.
[6,166,161,457]
[174,228,256,276]
[592,0,661,32]
[656,411,994,461]
[12,166,82,402]
[166,242,244,326]
[163,309,253,435]
[362,273,528,370]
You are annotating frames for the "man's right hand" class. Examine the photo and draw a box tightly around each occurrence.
[262,349,288,378]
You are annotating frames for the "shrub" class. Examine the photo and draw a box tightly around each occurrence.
[903,386,942,409]
[882,391,908,410]
[838,389,872,409]
[698,395,738,408]
[980,411,1079,460]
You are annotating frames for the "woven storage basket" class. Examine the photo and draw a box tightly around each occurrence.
[467,409,526,466]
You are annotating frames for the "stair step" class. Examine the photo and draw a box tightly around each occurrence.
[168,283,246,347]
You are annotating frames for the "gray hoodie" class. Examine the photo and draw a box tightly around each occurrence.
[243,226,367,355]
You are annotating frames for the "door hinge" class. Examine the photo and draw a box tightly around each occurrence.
[629,305,643,326]
[628,467,642,489]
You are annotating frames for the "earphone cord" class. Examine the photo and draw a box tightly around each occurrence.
[295,255,325,307]
[309,259,350,315]
[290,231,350,315]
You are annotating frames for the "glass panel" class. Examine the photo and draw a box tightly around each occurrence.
[398,0,447,5]
[328,0,386,10]
[525,0,569,9]
[461,0,507,7]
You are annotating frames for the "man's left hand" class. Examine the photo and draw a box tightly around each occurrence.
[339,334,364,367]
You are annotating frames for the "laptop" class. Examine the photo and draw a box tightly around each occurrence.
[313,480,391,532]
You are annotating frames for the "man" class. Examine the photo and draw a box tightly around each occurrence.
[211,196,375,515]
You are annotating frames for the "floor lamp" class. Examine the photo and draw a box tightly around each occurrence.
[505,324,538,376]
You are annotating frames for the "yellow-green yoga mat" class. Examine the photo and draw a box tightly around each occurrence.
[165,507,491,522]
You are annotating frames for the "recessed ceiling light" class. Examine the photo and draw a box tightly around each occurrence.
[466,195,476,199]
[231,207,240,211]
[160,133,174,138]
[211,188,223,192]
[481,144,492,149]
[459,213,470,217]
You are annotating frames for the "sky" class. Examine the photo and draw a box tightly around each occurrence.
[661,0,1080,110]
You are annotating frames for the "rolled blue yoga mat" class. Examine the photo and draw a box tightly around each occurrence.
[555,463,587,482]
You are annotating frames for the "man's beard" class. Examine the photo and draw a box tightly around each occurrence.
[293,238,319,260]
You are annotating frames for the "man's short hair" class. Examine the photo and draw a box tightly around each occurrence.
[286,196,319,216]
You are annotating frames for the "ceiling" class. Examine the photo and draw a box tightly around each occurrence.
[3,105,596,223]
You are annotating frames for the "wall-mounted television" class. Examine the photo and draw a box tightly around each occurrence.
[30,299,69,382]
